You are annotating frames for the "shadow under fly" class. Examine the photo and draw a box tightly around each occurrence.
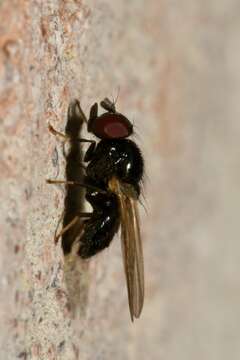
[47,98,145,321]
[62,101,87,254]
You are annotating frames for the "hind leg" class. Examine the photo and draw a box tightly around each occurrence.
[54,212,91,244]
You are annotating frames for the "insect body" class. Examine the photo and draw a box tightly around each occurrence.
[78,190,120,258]
[80,138,144,259]
[48,98,145,320]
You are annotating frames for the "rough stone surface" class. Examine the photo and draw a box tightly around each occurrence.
[0,0,240,359]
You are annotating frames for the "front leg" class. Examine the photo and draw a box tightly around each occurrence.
[87,102,98,133]
[48,123,94,145]
[48,102,96,162]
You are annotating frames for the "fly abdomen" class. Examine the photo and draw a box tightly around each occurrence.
[78,190,120,258]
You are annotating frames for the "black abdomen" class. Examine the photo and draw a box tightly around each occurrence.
[78,190,120,258]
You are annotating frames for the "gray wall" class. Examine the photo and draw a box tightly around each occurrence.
[0,0,239,359]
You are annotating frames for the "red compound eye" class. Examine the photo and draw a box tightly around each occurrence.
[90,113,133,139]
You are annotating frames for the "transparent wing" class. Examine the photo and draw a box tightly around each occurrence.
[118,188,145,321]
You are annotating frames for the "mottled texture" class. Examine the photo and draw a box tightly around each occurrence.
[0,0,240,359]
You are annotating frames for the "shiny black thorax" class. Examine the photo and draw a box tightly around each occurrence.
[78,138,144,259]
[85,138,144,193]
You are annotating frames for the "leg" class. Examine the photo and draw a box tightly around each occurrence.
[48,123,69,140]
[87,102,98,132]
[89,102,98,121]
[46,179,107,194]
[48,123,94,144]
[54,212,91,244]
[53,210,65,244]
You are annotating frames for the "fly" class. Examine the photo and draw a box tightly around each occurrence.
[47,98,145,321]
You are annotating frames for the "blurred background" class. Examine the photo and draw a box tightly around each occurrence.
[0,0,239,359]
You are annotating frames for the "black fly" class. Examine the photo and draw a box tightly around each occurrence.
[47,98,145,320]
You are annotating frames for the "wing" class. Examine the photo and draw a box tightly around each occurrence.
[118,186,145,321]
